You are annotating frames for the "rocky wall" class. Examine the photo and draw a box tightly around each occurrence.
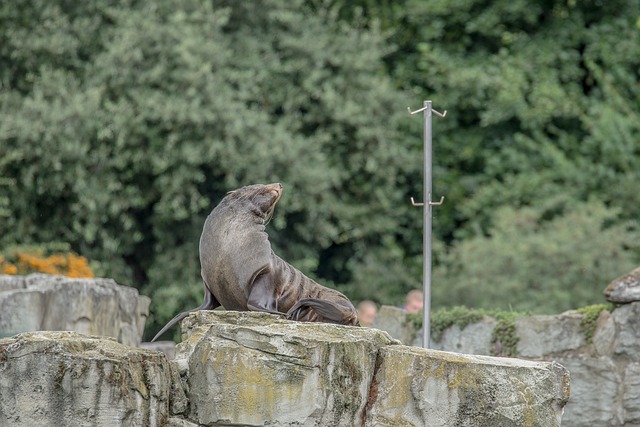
[373,267,640,427]
[0,312,570,427]
[0,274,150,347]
[0,331,186,427]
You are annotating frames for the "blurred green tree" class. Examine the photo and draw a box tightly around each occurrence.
[2,0,639,340]
[433,199,640,313]
[0,0,422,340]
[334,0,640,311]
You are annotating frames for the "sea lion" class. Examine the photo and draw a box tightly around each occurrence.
[151,183,359,341]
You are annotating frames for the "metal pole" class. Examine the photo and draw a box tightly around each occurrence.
[422,100,433,349]
[408,100,446,349]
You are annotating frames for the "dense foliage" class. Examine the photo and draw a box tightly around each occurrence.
[342,0,640,312]
[1,0,638,339]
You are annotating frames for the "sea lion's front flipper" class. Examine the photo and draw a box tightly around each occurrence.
[246,271,285,316]
[286,298,359,326]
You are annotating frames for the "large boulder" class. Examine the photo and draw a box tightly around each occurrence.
[0,331,185,427]
[0,274,150,346]
[604,266,640,303]
[365,346,570,427]
[174,311,569,427]
[372,301,640,427]
[175,311,397,426]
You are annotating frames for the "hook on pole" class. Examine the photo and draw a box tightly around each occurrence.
[407,106,447,117]
[429,196,445,206]
[410,195,445,207]
[410,197,424,207]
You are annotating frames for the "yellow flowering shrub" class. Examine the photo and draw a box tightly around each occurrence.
[0,248,94,278]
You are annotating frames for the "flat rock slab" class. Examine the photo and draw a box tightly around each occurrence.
[0,274,150,346]
[175,311,569,427]
[366,346,570,427]
[0,331,184,427]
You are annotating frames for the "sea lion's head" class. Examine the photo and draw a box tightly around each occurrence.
[225,183,283,223]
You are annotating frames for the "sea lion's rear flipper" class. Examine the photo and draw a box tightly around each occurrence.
[150,284,220,342]
[246,271,285,316]
[286,298,359,326]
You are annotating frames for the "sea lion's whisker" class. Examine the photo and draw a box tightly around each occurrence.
[264,208,275,225]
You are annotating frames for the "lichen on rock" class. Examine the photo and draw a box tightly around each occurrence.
[176,311,397,426]
[365,346,569,427]
[0,310,571,427]
[175,310,568,427]
[0,331,179,427]
[0,274,150,346]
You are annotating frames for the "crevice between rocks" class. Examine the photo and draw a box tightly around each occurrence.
[362,347,384,426]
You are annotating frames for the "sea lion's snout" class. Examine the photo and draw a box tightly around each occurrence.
[268,183,283,199]
[259,183,283,224]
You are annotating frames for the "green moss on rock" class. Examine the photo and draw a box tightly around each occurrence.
[575,303,615,343]
[407,306,486,342]
[490,311,527,357]
[406,306,527,351]
[431,306,487,342]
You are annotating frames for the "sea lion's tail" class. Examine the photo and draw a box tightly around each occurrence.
[286,298,359,326]
[150,285,220,342]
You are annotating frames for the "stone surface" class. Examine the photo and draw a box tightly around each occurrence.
[612,302,640,362]
[558,357,622,427]
[365,346,569,427]
[374,301,640,427]
[0,275,25,292]
[140,340,177,359]
[592,309,616,356]
[176,311,397,427]
[604,266,640,303]
[175,310,569,427]
[0,331,182,427]
[372,305,416,344]
[623,362,640,425]
[515,312,585,358]
[0,274,150,346]
[421,317,497,353]
[0,308,573,427]
[167,418,200,427]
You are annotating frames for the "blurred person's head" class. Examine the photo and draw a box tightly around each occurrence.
[404,289,424,313]
[357,300,378,327]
